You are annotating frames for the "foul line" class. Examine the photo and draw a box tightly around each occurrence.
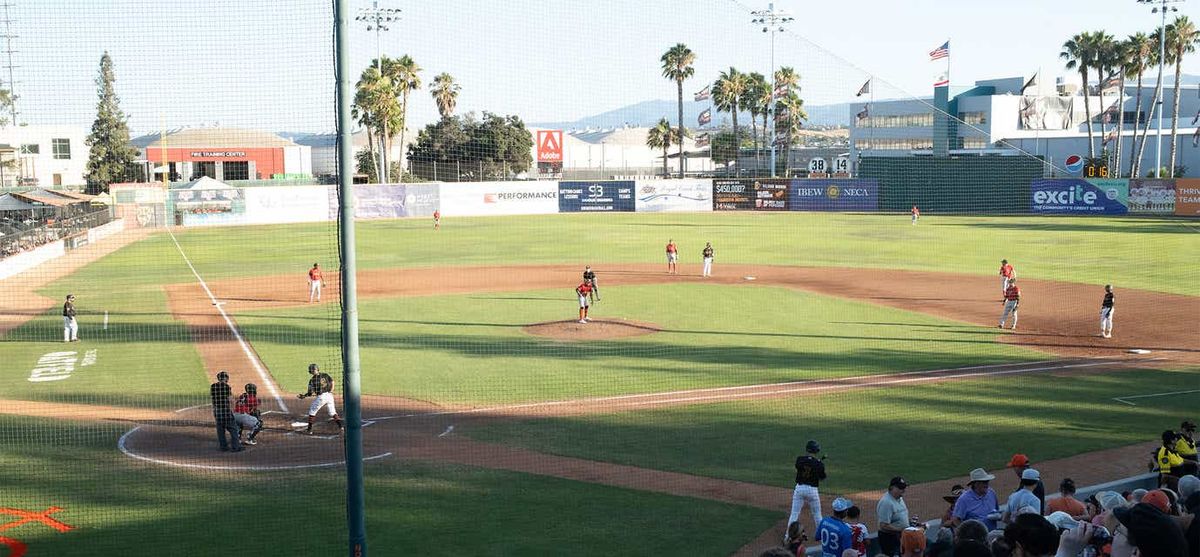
[371,358,1158,421]
[1113,389,1200,407]
[167,229,288,413]
[117,426,391,471]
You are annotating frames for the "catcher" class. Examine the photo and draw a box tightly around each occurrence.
[298,363,343,435]
[233,383,263,445]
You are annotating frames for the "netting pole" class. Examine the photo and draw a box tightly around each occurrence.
[335,0,368,555]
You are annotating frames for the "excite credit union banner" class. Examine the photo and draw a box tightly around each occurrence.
[1030,179,1127,214]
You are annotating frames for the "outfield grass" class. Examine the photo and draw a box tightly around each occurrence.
[0,417,777,557]
[237,284,1045,404]
[463,367,1200,493]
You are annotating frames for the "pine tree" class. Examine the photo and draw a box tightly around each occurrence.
[84,52,137,194]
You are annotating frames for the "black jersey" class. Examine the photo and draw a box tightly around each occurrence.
[1102,292,1114,308]
[63,301,76,318]
[210,382,233,417]
[583,269,596,282]
[794,455,826,487]
[307,372,334,395]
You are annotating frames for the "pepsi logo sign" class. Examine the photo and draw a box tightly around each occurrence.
[1064,155,1084,175]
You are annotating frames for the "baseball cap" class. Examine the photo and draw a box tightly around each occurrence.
[806,440,821,453]
[1182,420,1197,432]
[1112,503,1187,557]
[1044,511,1078,530]
[1142,489,1170,513]
[1008,454,1030,468]
[1020,468,1041,482]
[831,497,853,512]
[1097,491,1128,512]
[889,476,909,489]
[1178,475,1200,499]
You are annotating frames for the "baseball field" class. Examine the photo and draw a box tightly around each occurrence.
[1,212,1198,556]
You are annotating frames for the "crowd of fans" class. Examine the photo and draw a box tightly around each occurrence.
[0,223,62,259]
[767,420,1199,557]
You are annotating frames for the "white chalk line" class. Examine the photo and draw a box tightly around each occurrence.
[371,358,1160,421]
[166,228,289,414]
[1113,389,1200,407]
[117,426,391,471]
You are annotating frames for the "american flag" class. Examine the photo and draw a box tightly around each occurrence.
[929,41,949,61]
[774,84,789,99]
[694,85,711,102]
[697,108,712,126]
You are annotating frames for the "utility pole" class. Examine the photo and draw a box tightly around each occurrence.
[751,3,792,178]
[0,2,17,126]
[355,1,401,182]
[1137,0,1184,178]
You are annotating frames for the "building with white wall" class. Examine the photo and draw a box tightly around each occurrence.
[529,126,714,178]
[0,125,89,187]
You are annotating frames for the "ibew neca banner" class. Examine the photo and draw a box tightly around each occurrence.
[788,179,878,211]
[559,180,635,212]
[1031,179,1128,214]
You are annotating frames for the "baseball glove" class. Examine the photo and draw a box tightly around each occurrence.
[297,393,308,399]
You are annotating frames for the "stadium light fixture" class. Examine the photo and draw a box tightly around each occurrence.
[355,1,402,183]
[749,3,793,177]
[1136,0,1184,178]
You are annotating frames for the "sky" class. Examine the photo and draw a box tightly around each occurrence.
[9,0,1200,135]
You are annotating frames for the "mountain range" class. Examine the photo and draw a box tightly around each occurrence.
[530,99,853,130]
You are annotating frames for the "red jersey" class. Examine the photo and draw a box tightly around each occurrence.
[1000,264,1014,278]
[434,210,440,220]
[576,282,593,296]
[1004,285,1021,301]
[911,206,919,216]
[234,393,259,415]
[309,267,322,281]
[666,242,677,254]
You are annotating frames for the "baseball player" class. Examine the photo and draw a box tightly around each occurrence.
[575,279,594,323]
[433,209,441,230]
[62,294,78,343]
[298,363,343,435]
[666,239,678,274]
[911,205,920,225]
[1099,284,1114,338]
[583,266,599,302]
[308,263,325,303]
[211,371,242,452]
[233,383,263,445]
[999,278,1020,330]
[701,242,714,277]
[788,440,827,538]
[999,259,1015,297]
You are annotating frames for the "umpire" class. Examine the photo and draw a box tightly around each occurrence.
[210,371,243,453]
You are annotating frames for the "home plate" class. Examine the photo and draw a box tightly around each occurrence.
[743,276,756,281]
[1127,349,1151,355]
[290,421,308,427]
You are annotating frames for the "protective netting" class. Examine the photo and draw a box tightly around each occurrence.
[1,1,1198,556]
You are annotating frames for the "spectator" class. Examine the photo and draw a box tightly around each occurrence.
[930,485,964,546]
[1008,454,1046,513]
[1130,489,1148,504]
[1004,468,1044,525]
[953,540,991,557]
[1109,502,1187,557]
[1159,430,1188,491]
[1142,489,1171,514]
[783,520,808,557]
[1002,513,1058,557]
[878,476,912,556]
[758,548,794,557]
[956,520,989,544]
[901,527,927,557]
[1084,494,1103,523]
[1178,421,1198,463]
[1179,475,1200,513]
[846,505,868,557]
[951,468,1001,531]
[1044,511,1078,531]
[817,497,855,557]
[1046,478,1088,520]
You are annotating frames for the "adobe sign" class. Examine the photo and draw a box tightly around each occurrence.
[536,130,563,163]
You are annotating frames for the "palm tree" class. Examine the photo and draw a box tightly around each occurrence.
[1062,32,1100,158]
[646,117,676,177]
[775,93,807,171]
[660,43,695,179]
[741,72,767,170]
[713,67,747,164]
[383,55,422,179]
[430,72,460,120]
[1125,32,1153,177]
[773,67,801,175]
[1091,33,1120,172]
[353,65,397,182]
[1165,15,1199,177]
[1134,28,1165,178]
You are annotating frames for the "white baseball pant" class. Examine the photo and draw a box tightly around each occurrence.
[1100,307,1114,335]
[788,484,822,533]
[63,316,78,342]
[309,280,322,302]
[308,392,337,417]
[1000,300,1019,328]
[702,257,713,277]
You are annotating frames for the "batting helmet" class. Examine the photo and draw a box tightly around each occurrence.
[1164,430,1179,444]
[308,363,319,373]
[245,383,257,395]
[806,440,821,454]
[216,370,229,382]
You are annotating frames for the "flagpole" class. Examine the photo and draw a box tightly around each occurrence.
[946,38,951,88]
[869,78,874,157]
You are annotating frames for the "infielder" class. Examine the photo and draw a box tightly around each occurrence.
[999,278,1020,330]
[999,259,1015,297]
[62,294,78,343]
[575,279,594,323]
[1099,284,1115,338]
[233,383,263,445]
[583,266,599,302]
[298,363,343,434]
[701,242,714,277]
[308,263,325,303]
[666,239,678,274]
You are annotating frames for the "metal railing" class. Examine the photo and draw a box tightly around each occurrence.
[0,208,112,259]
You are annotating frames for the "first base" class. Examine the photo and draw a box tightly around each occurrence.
[1127,349,1151,354]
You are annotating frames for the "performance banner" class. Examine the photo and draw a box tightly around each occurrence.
[635,179,712,212]
[440,181,557,217]
[788,179,879,211]
[1173,179,1200,217]
[712,179,753,211]
[1030,179,1128,214]
[558,180,635,212]
[1128,179,1176,214]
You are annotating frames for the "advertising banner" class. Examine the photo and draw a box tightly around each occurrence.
[441,181,558,217]
[1128,179,1176,214]
[712,179,753,211]
[171,187,246,226]
[244,185,332,224]
[788,179,879,211]
[558,180,635,212]
[536,130,564,163]
[1030,179,1128,214]
[1086,179,1129,211]
[333,184,443,220]
[1174,179,1200,217]
[752,179,789,210]
[635,179,713,212]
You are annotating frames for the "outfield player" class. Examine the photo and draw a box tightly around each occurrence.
[1099,284,1114,338]
[999,259,1015,297]
[911,205,920,225]
[999,278,1020,330]
[308,263,325,303]
[701,242,714,277]
[433,209,441,230]
[575,279,594,323]
[298,363,343,435]
[233,383,263,445]
[62,294,78,343]
[583,266,599,302]
[666,239,678,274]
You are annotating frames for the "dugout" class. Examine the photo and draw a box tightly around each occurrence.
[859,155,1044,214]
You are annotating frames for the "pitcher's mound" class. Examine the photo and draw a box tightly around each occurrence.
[523,319,661,341]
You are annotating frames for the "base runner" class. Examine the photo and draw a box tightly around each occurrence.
[1099,284,1114,338]
[308,263,325,303]
[576,279,594,323]
[999,259,1015,298]
[999,278,1020,330]
[297,363,343,435]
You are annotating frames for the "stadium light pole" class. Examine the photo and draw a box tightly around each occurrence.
[1137,0,1182,178]
[751,3,793,177]
[355,1,401,182]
